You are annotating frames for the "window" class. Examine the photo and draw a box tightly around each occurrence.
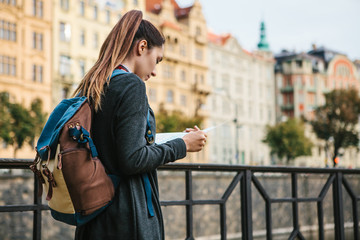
[149,88,157,102]
[33,0,43,18]
[60,22,71,42]
[195,48,203,61]
[32,64,43,82]
[180,44,186,56]
[80,29,85,46]
[59,55,71,76]
[163,64,173,79]
[62,87,69,99]
[60,0,69,10]
[32,32,43,50]
[93,33,98,48]
[0,55,16,76]
[1,0,16,6]
[180,95,187,106]
[222,99,230,114]
[93,6,98,20]
[295,60,302,68]
[235,78,242,94]
[79,1,85,16]
[79,60,85,77]
[105,10,111,24]
[166,90,174,103]
[195,26,201,36]
[222,74,229,92]
[180,70,186,82]
[0,20,16,41]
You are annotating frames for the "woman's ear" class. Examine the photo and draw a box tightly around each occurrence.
[137,40,148,55]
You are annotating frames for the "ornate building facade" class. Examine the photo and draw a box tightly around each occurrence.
[52,0,126,106]
[275,46,360,167]
[0,0,52,158]
[207,21,276,165]
[145,0,210,162]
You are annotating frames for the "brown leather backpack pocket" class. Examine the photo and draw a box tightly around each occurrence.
[60,148,115,215]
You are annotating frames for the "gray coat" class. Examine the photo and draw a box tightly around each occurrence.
[75,73,186,240]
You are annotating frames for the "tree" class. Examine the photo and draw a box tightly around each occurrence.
[311,88,360,167]
[0,93,12,145]
[0,92,47,157]
[263,118,313,164]
[155,105,203,133]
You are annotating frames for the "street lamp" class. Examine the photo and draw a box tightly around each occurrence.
[215,88,242,164]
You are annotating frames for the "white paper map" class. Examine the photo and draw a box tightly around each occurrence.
[155,126,216,144]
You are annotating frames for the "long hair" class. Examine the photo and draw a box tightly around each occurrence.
[73,10,165,111]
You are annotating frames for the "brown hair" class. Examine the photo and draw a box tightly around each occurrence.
[73,10,165,111]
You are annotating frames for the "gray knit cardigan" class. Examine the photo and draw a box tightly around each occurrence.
[75,73,187,240]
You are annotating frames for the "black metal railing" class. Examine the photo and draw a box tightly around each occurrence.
[0,158,359,240]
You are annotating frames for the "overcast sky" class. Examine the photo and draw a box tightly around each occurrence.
[177,0,360,60]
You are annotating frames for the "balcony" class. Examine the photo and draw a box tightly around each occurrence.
[192,82,211,96]
[280,85,294,93]
[1,158,359,239]
[281,104,294,110]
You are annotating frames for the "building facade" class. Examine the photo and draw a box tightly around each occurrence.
[0,0,52,158]
[275,46,360,167]
[145,0,210,163]
[52,0,126,106]
[207,23,276,165]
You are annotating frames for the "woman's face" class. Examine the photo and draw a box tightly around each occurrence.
[135,43,164,81]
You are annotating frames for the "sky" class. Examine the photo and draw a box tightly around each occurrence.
[177,0,360,60]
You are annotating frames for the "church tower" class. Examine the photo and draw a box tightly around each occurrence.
[257,20,270,51]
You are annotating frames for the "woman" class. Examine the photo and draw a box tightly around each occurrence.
[74,10,207,240]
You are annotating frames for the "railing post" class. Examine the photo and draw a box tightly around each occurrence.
[33,175,42,240]
[291,173,299,232]
[220,203,226,240]
[332,172,345,240]
[241,170,252,240]
[185,170,194,240]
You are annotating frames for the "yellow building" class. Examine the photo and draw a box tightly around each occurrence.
[52,0,127,106]
[0,0,52,158]
[145,0,210,162]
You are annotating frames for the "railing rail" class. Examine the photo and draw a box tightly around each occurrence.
[1,158,359,240]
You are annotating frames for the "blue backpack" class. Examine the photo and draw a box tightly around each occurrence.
[30,69,155,226]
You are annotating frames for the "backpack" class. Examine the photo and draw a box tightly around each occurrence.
[29,69,154,226]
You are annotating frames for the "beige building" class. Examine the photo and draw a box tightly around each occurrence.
[207,31,276,165]
[0,0,52,158]
[145,0,210,163]
[52,0,128,106]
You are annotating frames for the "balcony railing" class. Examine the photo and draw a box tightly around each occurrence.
[0,158,359,240]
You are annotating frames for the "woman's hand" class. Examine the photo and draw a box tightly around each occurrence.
[182,126,207,152]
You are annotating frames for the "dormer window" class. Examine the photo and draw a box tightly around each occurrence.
[195,26,201,36]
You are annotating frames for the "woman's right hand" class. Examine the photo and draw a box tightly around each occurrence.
[182,126,207,152]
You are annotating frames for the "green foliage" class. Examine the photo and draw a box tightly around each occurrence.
[155,108,203,133]
[263,118,313,163]
[0,92,47,157]
[0,92,12,144]
[311,88,360,166]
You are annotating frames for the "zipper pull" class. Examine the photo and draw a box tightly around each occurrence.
[57,153,62,169]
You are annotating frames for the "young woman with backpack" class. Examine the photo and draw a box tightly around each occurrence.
[73,10,207,240]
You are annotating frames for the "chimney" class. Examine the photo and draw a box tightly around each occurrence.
[312,43,317,50]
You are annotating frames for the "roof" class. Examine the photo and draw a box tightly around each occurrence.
[207,32,231,46]
[275,50,323,62]
[308,46,345,63]
[146,0,192,18]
